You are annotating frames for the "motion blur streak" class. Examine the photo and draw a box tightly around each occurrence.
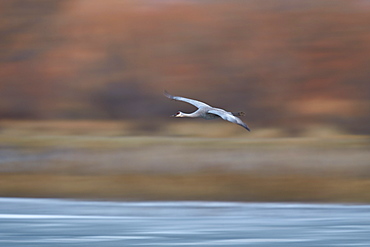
[1,198,370,246]
[0,0,369,134]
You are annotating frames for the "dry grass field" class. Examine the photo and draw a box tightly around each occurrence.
[0,121,369,203]
[1,173,370,203]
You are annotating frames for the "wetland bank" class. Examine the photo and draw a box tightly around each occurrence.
[1,121,369,203]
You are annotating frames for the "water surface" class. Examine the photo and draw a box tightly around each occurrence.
[1,198,369,246]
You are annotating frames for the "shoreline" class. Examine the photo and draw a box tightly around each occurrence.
[1,172,369,203]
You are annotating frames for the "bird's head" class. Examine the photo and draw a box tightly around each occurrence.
[172,111,184,117]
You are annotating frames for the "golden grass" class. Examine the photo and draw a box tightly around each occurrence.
[0,120,369,202]
[0,119,354,138]
[1,173,370,203]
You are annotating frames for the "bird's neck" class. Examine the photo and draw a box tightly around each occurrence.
[180,112,197,118]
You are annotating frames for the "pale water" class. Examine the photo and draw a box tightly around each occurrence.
[0,198,369,246]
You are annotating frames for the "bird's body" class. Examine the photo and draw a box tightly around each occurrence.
[164,91,250,131]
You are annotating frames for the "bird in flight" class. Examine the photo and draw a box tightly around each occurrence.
[164,91,250,131]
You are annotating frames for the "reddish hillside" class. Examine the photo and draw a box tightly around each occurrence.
[0,0,369,133]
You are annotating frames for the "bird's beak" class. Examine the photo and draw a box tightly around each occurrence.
[170,114,176,117]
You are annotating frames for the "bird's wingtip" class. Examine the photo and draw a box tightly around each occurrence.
[164,90,174,99]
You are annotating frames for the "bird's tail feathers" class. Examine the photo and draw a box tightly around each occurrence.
[232,111,245,117]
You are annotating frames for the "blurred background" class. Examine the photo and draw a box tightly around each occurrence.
[0,0,369,202]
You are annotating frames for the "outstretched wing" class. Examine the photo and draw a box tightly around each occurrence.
[164,90,211,109]
[208,109,251,131]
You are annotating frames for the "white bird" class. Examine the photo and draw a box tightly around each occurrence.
[164,91,250,131]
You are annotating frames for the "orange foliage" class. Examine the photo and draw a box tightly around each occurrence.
[0,0,369,133]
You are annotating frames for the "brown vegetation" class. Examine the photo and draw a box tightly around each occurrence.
[1,121,369,202]
[1,0,369,202]
[0,0,369,134]
[1,173,370,203]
